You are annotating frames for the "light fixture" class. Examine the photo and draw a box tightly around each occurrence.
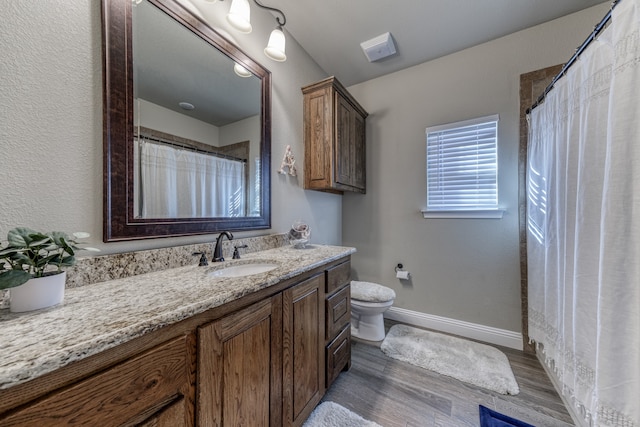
[234,63,252,78]
[264,26,286,62]
[219,0,288,62]
[252,0,287,62]
[227,0,252,33]
[179,101,195,110]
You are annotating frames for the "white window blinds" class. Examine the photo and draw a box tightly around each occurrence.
[426,115,499,212]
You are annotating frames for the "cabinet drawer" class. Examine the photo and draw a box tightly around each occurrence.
[326,325,351,388]
[1,335,194,427]
[326,260,350,294]
[326,284,350,341]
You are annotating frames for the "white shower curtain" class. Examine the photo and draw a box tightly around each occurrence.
[134,139,246,218]
[527,1,640,426]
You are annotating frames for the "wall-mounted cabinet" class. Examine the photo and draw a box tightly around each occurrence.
[302,77,368,194]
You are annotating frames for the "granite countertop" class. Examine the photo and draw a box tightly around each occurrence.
[0,244,355,390]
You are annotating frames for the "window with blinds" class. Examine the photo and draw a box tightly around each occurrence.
[425,114,499,214]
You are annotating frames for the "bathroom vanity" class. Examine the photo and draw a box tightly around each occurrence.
[0,244,353,426]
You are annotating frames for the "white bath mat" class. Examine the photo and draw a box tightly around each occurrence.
[303,401,383,427]
[380,324,519,395]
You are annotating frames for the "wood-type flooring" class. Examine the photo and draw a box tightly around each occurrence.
[322,322,574,427]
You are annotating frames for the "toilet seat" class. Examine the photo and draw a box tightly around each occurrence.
[351,280,396,303]
[351,299,394,309]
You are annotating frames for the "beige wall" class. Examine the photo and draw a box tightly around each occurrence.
[344,3,611,332]
[0,1,610,331]
[0,1,340,255]
[136,99,221,147]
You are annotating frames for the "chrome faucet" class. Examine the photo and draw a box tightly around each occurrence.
[212,231,234,262]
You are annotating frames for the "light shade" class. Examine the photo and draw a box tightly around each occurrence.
[264,27,286,62]
[227,0,252,33]
[234,63,252,78]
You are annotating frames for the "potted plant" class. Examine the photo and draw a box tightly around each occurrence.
[0,227,97,312]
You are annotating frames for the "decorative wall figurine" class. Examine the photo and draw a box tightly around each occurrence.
[278,145,297,176]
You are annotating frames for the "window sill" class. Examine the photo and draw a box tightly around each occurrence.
[421,209,505,219]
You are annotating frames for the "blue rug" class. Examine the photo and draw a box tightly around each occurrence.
[479,405,535,427]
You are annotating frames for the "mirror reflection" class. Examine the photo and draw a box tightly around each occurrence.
[133,1,262,219]
[102,0,271,241]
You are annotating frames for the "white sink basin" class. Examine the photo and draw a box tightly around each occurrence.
[208,263,279,278]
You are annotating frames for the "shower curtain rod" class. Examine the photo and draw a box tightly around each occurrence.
[527,0,620,114]
[136,133,247,163]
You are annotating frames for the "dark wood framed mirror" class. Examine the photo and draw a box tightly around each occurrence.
[102,0,271,241]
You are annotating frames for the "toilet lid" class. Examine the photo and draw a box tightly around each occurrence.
[350,281,396,302]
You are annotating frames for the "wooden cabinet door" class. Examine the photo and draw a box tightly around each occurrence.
[335,95,354,188]
[326,325,351,389]
[282,274,325,427]
[335,94,366,193]
[326,260,351,294]
[326,284,351,341]
[0,335,196,427]
[304,87,333,190]
[352,110,366,191]
[198,295,283,427]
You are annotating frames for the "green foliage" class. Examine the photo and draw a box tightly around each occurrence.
[0,227,95,290]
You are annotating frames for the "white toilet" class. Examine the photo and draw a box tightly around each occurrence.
[350,280,396,341]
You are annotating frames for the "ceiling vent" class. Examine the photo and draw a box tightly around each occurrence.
[360,32,397,62]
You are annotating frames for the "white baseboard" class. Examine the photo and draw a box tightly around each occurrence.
[384,307,523,350]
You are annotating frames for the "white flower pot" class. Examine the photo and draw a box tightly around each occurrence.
[9,271,66,313]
